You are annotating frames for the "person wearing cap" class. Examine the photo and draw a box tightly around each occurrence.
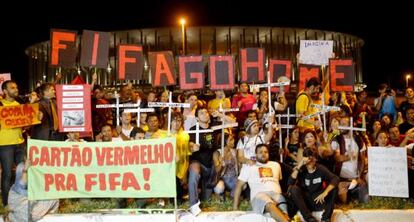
[237,116,274,166]
[233,144,290,222]
[287,148,339,222]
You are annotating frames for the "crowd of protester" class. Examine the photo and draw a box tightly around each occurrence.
[1,75,413,222]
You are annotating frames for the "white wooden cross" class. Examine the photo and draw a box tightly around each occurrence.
[338,117,366,152]
[148,91,190,135]
[251,74,290,114]
[95,91,141,126]
[275,108,298,162]
[310,96,340,134]
[214,103,239,156]
[186,121,214,145]
[123,99,155,127]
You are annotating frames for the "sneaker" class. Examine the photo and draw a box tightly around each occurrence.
[189,201,202,216]
[348,179,358,190]
[157,199,165,207]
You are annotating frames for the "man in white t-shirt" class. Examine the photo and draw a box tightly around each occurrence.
[233,144,290,222]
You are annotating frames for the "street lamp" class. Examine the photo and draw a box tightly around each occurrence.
[180,18,186,55]
[406,74,411,88]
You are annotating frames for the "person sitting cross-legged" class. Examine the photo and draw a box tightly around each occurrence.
[287,148,339,222]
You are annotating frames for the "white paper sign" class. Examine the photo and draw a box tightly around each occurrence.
[368,147,409,198]
[0,73,11,95]
[299,40,333,65]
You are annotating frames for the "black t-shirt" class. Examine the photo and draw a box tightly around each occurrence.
[399,101,414,115]
[399,121,414,134]
[289,164,339,197]
[189,121,219,168]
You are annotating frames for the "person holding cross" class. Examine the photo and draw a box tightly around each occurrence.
[188,107,220,215]
[208,89,231,113]
[237,116,274,167]
[296,77,322,132]
[183,93,198,131]
[331,116,368,204]
[170,112,191,202]
[115,111,134,140]
[253,89,287,123]
[145,113,168,139]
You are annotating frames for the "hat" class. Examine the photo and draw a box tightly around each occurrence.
[244,119,258,132]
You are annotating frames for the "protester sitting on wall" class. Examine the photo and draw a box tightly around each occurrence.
[7,157,59,222]
[233,144,290,222]
[213,133,238,199]
[332,116,369,204]
[287,148,339,222]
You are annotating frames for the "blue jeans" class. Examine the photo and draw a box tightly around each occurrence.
[222,176,237,197]
[188,161,214,206]
[0,144,24,206]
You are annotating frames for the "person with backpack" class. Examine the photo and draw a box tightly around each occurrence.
[295,77,322,132]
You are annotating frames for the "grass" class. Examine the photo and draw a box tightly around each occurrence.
[55,196,414,214]
[58,195,252,214]
[337,197,414,210]
[1,196,413,215]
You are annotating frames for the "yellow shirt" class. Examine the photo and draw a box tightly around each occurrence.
[208,98,231,111]
[173,130,191,180]
[295,92,315,131]
[0,99,24,145]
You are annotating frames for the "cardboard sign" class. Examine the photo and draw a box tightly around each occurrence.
[329,58,354,92]
[368,147,409,198]
[179,56,204,90]
[299,40,333,65]
[298,64,320,91]
[240,48,266,83]
[50,29,77,67]
[118,44,144,80]
[269,59,292,92]
[28,138,176,200]
[0,103,40,128]
[149,51,176,86]
[80,30,110,69]
[55,85,92,133]
[0,73,11,95]
[209,55,235,90]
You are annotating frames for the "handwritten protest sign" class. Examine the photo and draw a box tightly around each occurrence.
[28,137,176,200]
[368,147,409,198]
[56,84,92,132]
[299,40,333,65]
[0,103,40,128]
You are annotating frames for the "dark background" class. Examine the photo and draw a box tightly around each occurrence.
[0,1,412,94]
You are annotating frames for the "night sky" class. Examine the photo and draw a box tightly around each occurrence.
[0,1,412,94]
